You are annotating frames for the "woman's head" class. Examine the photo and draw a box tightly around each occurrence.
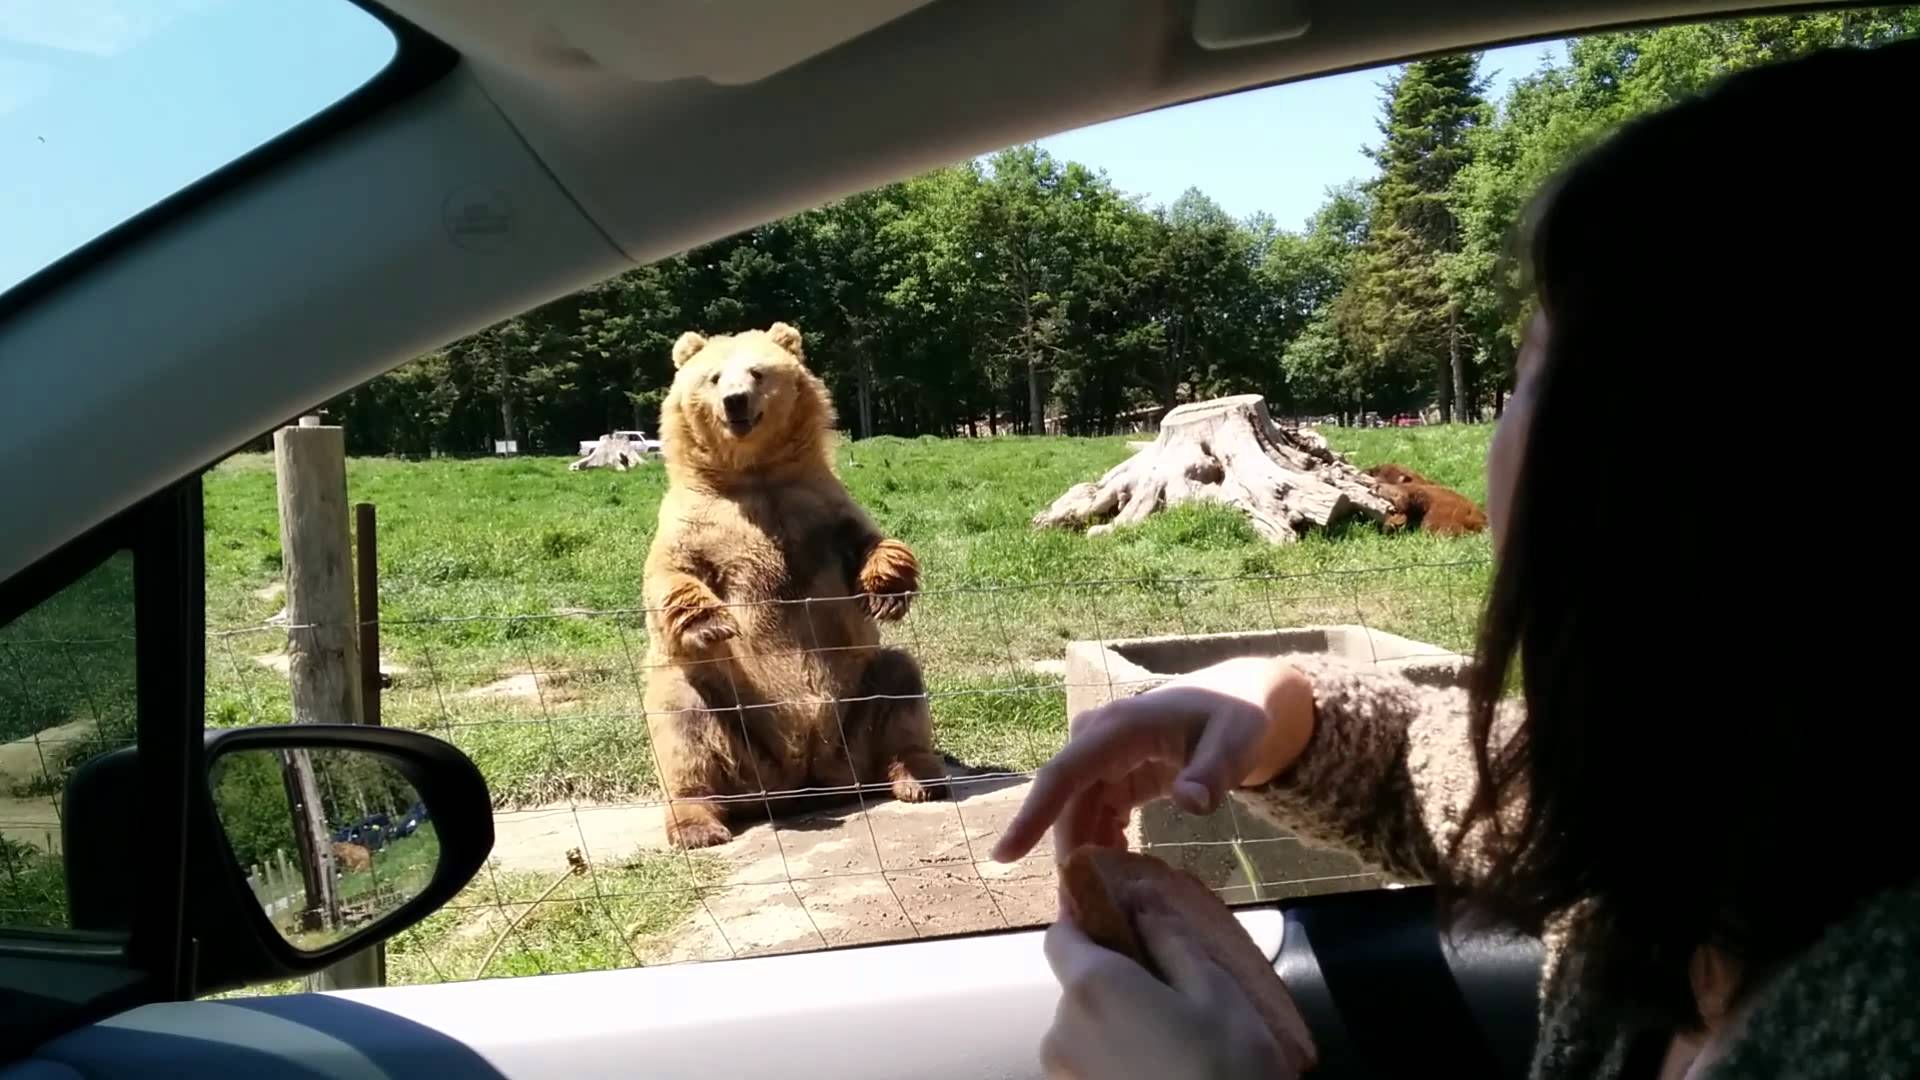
[1463,39,1918,1027]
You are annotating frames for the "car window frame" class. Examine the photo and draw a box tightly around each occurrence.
[0,7,451,1051]
[0,2,456,326]
[0,475,201,1052]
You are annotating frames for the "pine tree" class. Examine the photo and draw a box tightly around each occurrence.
[1338,54,1489,421]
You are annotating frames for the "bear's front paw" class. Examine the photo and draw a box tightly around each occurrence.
[859,539,919,622]
[676,607,739,652]
[864,591,912,622]
[663,578,739,654]
[667,817,733,849]
[887,759,948,803]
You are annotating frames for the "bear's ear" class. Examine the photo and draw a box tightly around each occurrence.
[766,322,804,360]
[671,332,708,369]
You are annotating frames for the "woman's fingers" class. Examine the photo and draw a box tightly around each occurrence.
[994,694,1199,862]
[1172,701,1264,814]
[996,686,1264,863]
[1051,782,1118,866]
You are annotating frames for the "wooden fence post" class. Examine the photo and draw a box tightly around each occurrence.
[356,503,381,729]
[274,416,383,991]
[280,747,339,931]
[275,417,363,726]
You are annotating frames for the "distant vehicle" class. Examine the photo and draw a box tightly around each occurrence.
[393,800,430,839]
[576,429,662,456]
[1393,413,1423,427]
[330,812,393,852]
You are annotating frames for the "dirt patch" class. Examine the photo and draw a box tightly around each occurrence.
[458,672,579,706]
[487,776,1063,964]
[0,719,92,786]
[0,798,62,854]
[252,652,411,678]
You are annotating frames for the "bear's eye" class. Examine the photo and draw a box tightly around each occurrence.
[750,369,763,382]
[708,373,720,386]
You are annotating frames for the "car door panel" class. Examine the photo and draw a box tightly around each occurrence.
[18,894,1542,1079]
[22,911,1281,1079]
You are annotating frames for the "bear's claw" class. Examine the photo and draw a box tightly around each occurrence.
[677,609,738,652]
[864,591,912,622]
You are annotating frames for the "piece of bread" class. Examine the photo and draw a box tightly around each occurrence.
[1060,846,1318,1071]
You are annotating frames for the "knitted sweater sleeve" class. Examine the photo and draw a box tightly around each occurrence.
[1233,654,1519,887]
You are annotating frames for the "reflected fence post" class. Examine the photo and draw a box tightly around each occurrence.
[279,747,341,933]
[274,415,384,990]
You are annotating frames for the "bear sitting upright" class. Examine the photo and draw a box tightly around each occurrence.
[642,321,946,849]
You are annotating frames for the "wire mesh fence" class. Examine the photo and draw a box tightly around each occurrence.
[0,556,1490,982]
[228,558,1486,982]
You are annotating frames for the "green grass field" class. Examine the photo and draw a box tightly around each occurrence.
[201,427,1492,807]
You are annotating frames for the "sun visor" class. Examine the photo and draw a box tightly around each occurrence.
[392,0,940,85]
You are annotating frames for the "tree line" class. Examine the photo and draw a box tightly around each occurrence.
[321,10,1916,454]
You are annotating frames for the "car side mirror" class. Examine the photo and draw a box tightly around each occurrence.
[63,725,493,995]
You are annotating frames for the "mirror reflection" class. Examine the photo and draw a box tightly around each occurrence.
[209,747,437,951]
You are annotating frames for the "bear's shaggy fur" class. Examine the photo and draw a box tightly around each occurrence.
[1361,463,1487,537]
[331,842,372,875]
[1377,482,1489,537]
[1363,462,1430,487]
[641,322,945,849]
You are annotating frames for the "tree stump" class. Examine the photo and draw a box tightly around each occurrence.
[1032,395,1391,543]
[569,434,648,471]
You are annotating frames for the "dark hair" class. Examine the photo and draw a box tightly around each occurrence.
[1461,39,1920,1031]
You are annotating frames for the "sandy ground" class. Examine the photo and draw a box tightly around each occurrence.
[488,773,1062,961]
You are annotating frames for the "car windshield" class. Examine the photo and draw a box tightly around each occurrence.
[0,0,397,295]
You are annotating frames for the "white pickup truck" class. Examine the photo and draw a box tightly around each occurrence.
[576,429,663,456]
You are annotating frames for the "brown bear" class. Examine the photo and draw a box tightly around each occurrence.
[1376,482,1489,537]
[1363,462,1430,486]
[641,322,946,849]
[331,841,372,875]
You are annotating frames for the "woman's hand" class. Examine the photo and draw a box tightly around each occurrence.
[991,656,1316,864]
[1041,897,1300,1079]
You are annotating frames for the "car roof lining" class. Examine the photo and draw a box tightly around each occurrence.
[0,0,1835,582]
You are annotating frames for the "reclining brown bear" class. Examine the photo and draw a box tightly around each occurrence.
[1364,463,1488,538]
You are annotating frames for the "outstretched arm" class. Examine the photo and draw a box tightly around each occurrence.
[1236,654,1517,887]
[994,654,1520,891]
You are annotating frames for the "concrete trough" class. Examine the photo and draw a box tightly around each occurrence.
[1065,626,1467,900]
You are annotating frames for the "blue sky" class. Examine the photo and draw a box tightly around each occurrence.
[0,0,395,292]
[1037,40,1567,230]
[0,1,1567,293]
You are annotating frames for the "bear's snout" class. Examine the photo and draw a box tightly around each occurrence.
[722,392,755,433]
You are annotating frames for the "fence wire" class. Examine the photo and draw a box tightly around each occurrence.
[2,559,1489,979]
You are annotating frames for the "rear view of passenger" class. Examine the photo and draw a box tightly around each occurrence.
[1003,39,1920,1080]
